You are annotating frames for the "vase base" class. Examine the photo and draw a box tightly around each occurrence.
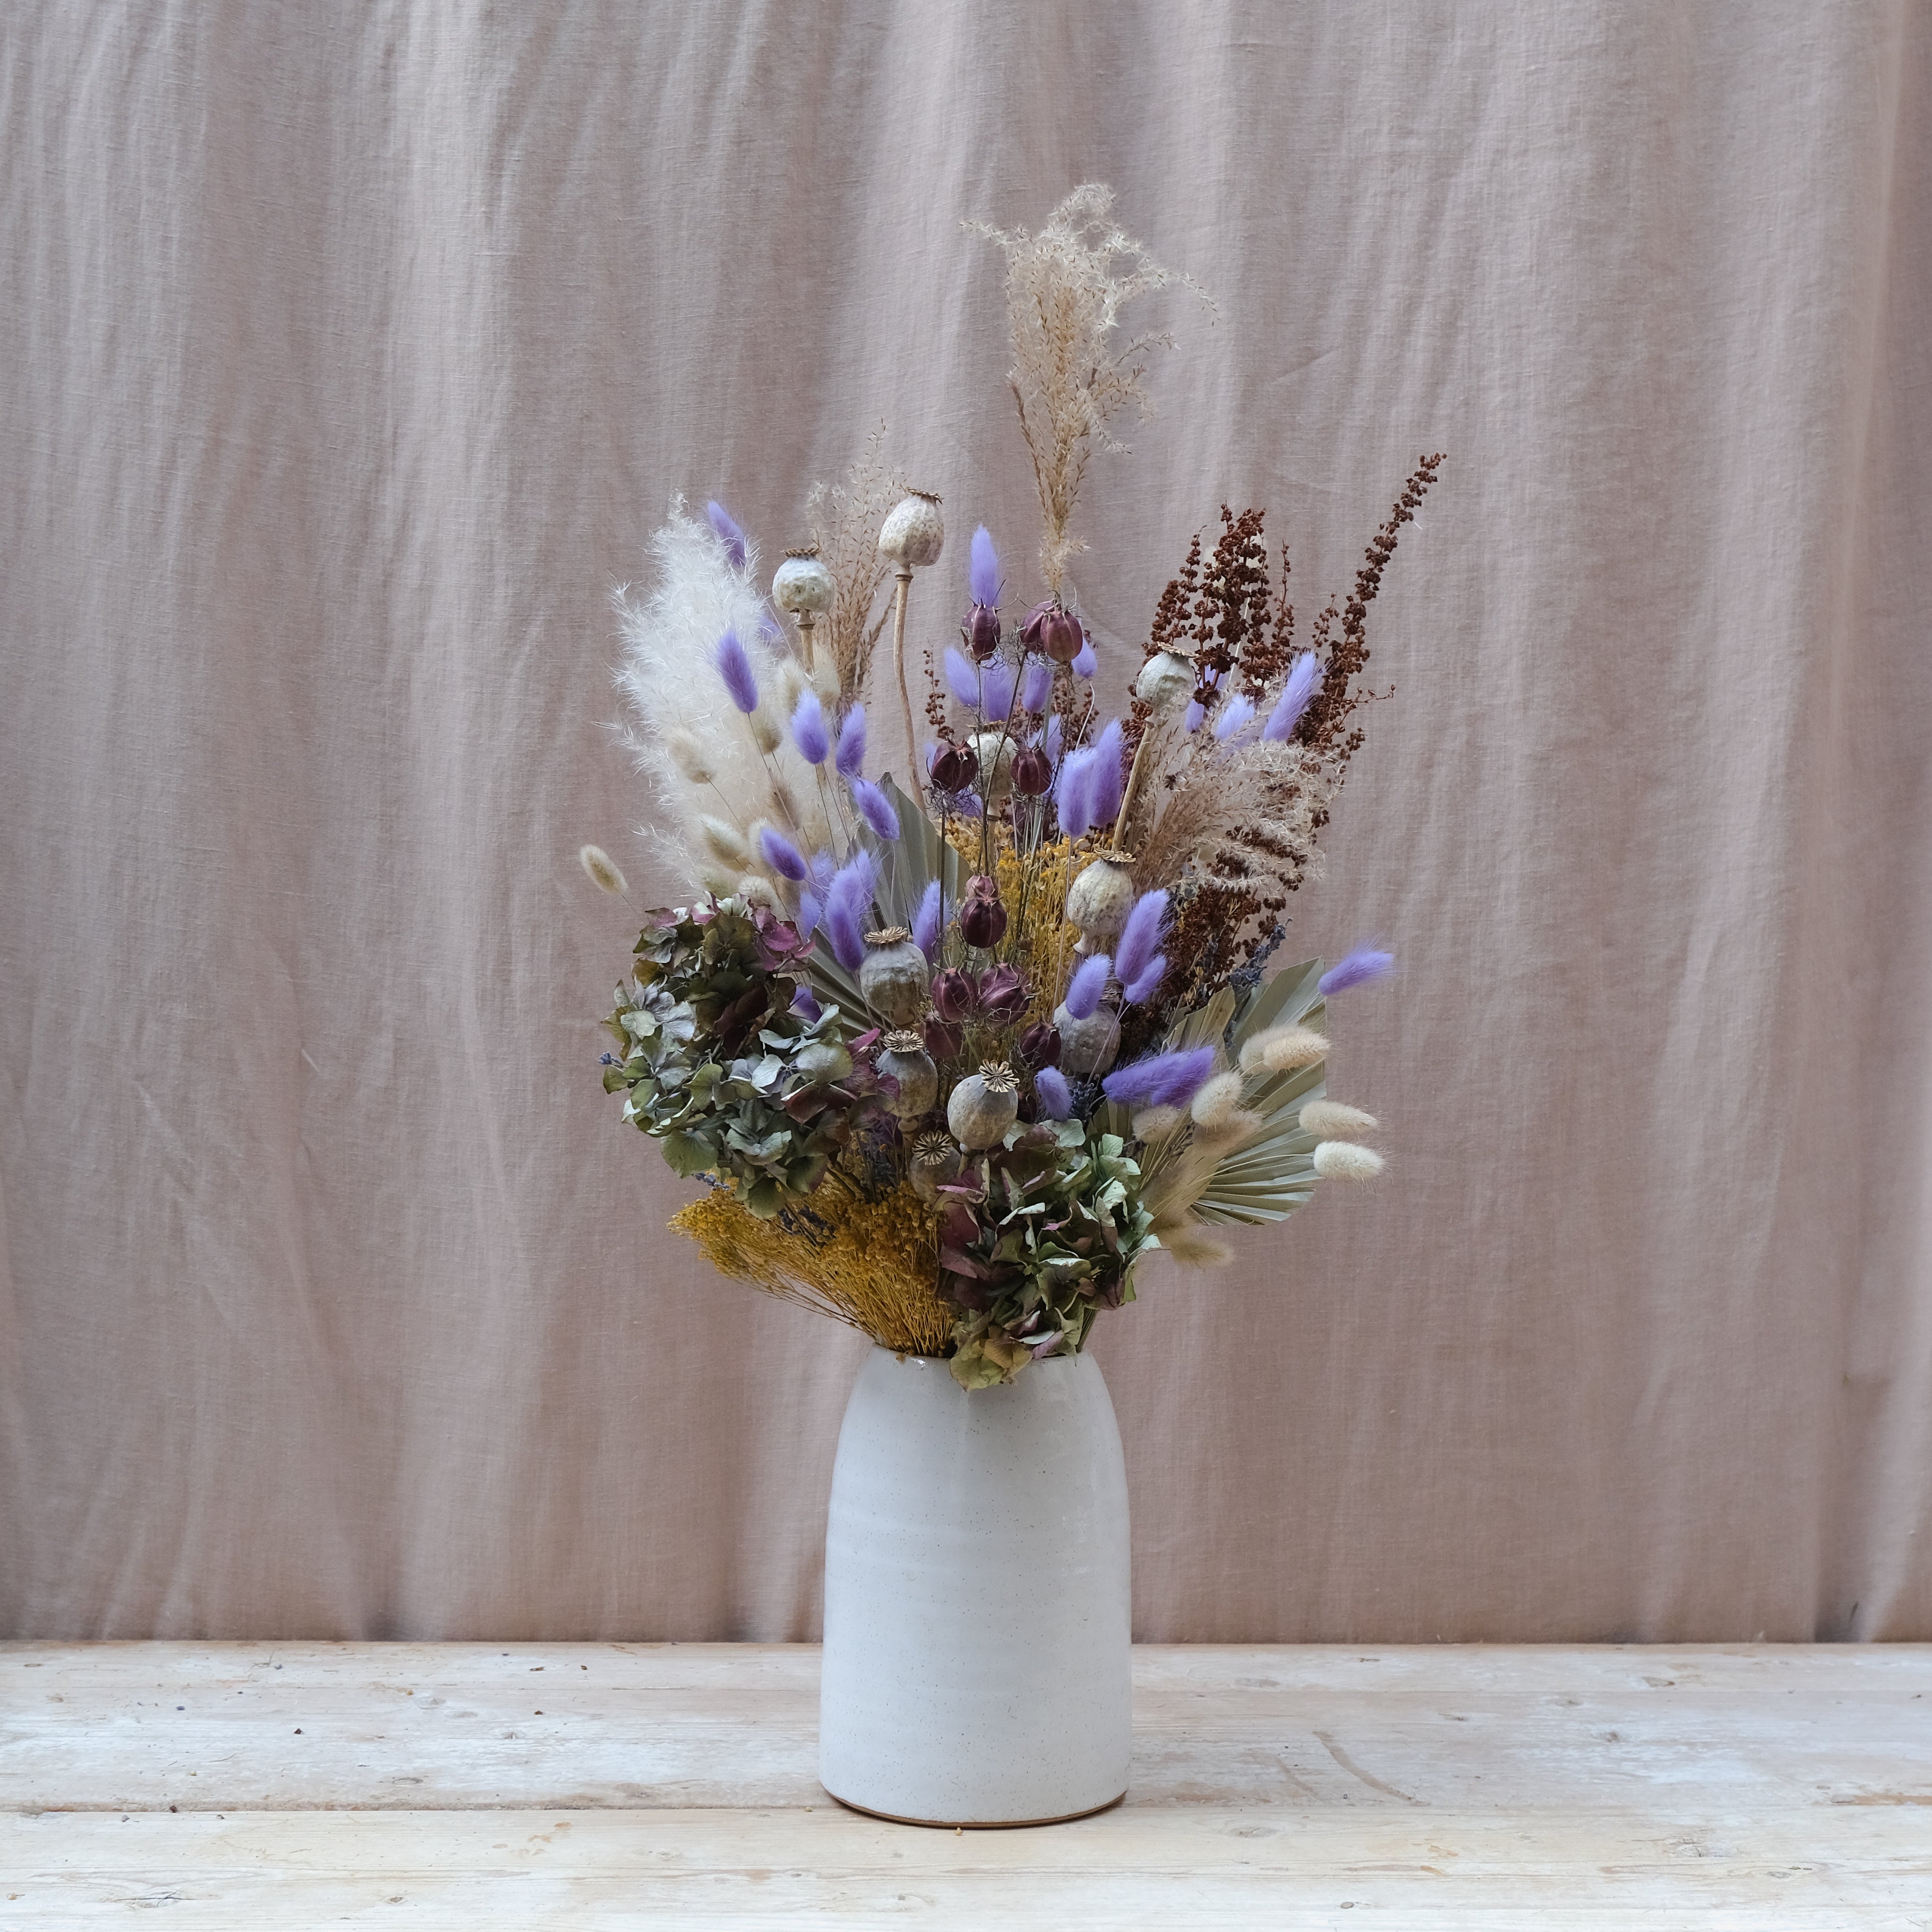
[822,1786,1127,1831]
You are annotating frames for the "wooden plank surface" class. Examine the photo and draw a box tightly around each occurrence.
[4,1643,1929,1927]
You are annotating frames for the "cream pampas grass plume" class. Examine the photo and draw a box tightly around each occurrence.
[1238,1024,1328,1075]
[579,844,627,896]
[615,497,830,883]
[1300,1100,1377,1139]
[1312,1142,1385,1181]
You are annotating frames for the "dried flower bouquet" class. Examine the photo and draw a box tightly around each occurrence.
[586,186,1441,1388]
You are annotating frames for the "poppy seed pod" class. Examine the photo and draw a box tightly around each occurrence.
[772,547,834,615]
[967,731,1015,806]
[948,1062,1020,1151]
[1017,1020,1063,1070]
[1134,649,1195,712]
[1010,744,1052,796]
[963,604,1002,661]
[928,741,979,794]
[878,492,945,569]
[1053,999,1121,1078]
[858,927,929,1026]
[909,1129,963,1204]
[931,968,976,1023]
[1039,606,1084,664]
[874,1030,939,1121]
[1066,853,1137,950]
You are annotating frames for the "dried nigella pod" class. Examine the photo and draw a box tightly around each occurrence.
[1038,605,1084,664]
[1016,1020,1062,1069]
[958,877,1008,949]
[928,741,980,794]
[947,1062,1020,1150]
[1010,744,1052,796]
[858,927,929,1026]
[874,1031,939,1121]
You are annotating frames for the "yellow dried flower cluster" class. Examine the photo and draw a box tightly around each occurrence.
[671,1184,952,1356]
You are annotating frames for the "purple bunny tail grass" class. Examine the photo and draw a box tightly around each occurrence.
[849,777,901,841]
[1122,954,1167,1007]
[1032,1065,1073,1121]
[715,627,759,714]
[1150,1046,1218,1108]
[797,889,823,937]
[1071,635,1097,679]
[1264,652,1323,742]
[1183,698,1205,733]
[944,645,981,709]
[759,826,807,882]
[706,500,748,570]
[1318,946,1396,997]
[1065,952,1113,1020]
[835,704,866,780]
[808,847,837,891]
[1115,889,1169,987]
[979,656,1017,723]
[1086,719,1126,829]
[758,608,784,643]
[1020,657,1053,713]
[912,879,943,959]
[1043,712,1065,767]
[1053,746,1096,838]
[824,891,865,970]
[969,525,1002,607]
[791,690,830,765]
[790,982,821,1021]
[1105,1046,1217,1108]
[1212,694,1256,741]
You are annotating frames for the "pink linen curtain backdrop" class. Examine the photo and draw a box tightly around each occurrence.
[3,2,1928,1643]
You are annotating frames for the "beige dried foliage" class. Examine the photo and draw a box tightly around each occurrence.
[1127,729,1329,917]
[971,184,1211,594]
[807,425,904,701]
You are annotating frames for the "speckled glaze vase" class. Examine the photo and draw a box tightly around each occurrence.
[818,1346,1132,1827]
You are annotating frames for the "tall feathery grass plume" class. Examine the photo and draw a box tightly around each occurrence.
[613,498,834,890]
[969,185,1212,596]
[806,427,905,702]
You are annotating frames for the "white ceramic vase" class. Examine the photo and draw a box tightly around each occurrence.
[819,1346,1132,1827]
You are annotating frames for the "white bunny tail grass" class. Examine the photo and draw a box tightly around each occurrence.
[1188,1071,1246,1130]
[1131,1104,1186,1143]
[699,816,752,871]
[1238,1024,1328,1076]
[1312,1141,1385,1182]
[666,728,715,785]
[1300,1100,1377,1139]
[735,873,781,911]
[578,844,628,896]
[1194,1108,1265,1158]
[1153,1216,1234,1269]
